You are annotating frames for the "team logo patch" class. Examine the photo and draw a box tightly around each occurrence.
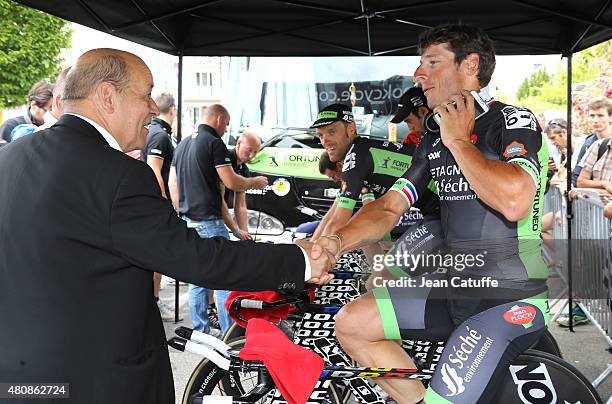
[272,178,291,197]
[503,141,527,158]
[342,151,356,172]
[504,305,536,328]
[441,363,466,397]
[501,106,537,131]
[317,111,338,119]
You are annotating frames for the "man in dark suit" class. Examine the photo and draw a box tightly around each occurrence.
[0,48,334,403]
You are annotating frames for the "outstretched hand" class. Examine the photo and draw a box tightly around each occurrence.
[310,235,342,261]
[295,239,336,285]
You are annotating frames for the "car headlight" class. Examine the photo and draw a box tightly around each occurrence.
[230,209,285,236]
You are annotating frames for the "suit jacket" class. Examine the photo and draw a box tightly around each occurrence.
[0,115,305,403]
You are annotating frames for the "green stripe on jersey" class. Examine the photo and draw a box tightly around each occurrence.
[361,192,375,202]
[336,196,357,210]
[424,388,453,403]
[517,132,549,280]
[520,291,550,326]
[373,287,402,340]
[509,158,539,187]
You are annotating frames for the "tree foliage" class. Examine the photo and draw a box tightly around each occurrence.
[0,0,72,108]
[515,40,611,133]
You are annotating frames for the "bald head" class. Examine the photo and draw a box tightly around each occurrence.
[235,129,262,164]
[203,104,230,136]
[204,104,229,120]
[59,48,159,152]
[62,49,142,106]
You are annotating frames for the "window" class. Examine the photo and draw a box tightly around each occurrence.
[196,72,213,87]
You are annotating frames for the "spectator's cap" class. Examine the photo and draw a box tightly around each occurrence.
[545,118,567,132]
[391,87,428,124]
[310,104,354,128]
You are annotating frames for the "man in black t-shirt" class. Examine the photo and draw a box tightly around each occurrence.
[142,93,176,198]
[221,129,262,241]
[169,104,268,336]
[142,93,177,321]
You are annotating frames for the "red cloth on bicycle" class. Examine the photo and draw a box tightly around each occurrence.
[239,318,324,404]
[225,289,315,327]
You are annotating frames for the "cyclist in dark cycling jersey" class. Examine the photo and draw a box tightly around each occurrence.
[313,24,549,404]
[311,103,439,241]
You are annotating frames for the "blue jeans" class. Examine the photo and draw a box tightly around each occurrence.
[214,289,232,333]
[181,216,234,334]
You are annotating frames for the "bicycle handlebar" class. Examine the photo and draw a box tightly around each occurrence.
[175,326,232,353]
[168,336,231,370]
[238,299,265,309]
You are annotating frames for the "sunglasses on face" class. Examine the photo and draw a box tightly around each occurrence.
[547,119,567,129]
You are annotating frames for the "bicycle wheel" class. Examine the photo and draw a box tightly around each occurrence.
[182,336,343,404]
[530,328,562,358]
[222,322,245,343]
[496,349,602,404]
[341,349,600,404]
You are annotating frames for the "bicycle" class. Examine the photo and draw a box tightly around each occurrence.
[170,325,600,404]
[170,253,597,403]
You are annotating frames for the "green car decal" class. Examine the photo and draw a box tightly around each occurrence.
[247,147,328,179]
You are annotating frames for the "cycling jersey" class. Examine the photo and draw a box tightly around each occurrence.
[390,101,549,292]
[338,136,439,218]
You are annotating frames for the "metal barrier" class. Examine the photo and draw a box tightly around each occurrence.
[545,186,612,394]
[571,191,612,393]
[543,187,569,319]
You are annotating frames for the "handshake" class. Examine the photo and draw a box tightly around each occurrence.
[295,235,343,285]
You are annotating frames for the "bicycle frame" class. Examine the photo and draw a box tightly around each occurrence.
[168,333,433,404]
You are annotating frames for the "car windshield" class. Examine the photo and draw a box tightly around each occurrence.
[261,126,390,151]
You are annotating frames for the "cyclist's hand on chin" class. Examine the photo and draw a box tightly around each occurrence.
[295,239,336,285]
[435,90,475,149]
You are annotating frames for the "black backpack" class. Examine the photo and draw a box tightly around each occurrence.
[596,138,610,162]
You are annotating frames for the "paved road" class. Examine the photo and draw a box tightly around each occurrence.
[161,277,612,403]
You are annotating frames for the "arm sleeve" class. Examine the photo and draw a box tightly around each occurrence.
[497,106,545,187]
[145,132,171,160]
[390,133,433,206]
[110,162,306,292]
[212,138,232,168]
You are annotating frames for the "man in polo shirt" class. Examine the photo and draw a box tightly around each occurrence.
[390,86,431,145]
[216,129,263,332]
[169,104,268,337]
[142,93,178,321]
[221,129,262,241]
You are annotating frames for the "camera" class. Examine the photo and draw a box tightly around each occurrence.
[424,90,490,133]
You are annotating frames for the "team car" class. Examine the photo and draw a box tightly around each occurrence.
[229,124,421,236]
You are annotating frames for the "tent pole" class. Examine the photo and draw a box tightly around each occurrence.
[174,51,184,323]
[565,52,574,331]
